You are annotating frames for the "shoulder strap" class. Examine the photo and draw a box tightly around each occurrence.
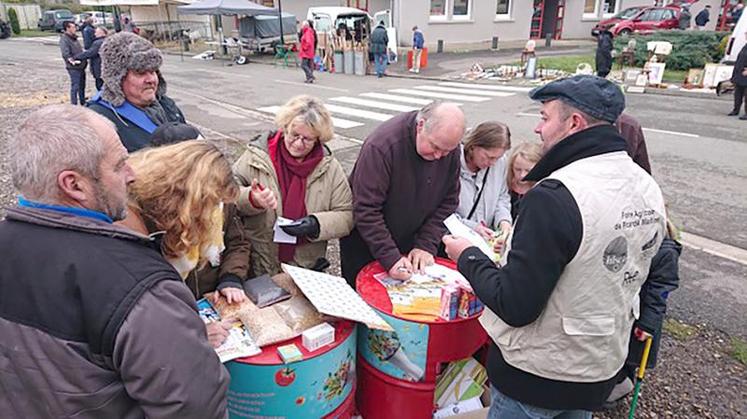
[466,166,490,221]
[90,92,158,134]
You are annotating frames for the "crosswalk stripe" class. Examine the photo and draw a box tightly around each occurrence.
[324,104,394,121]
[389,89,491,102]
[360,92,434,105]
[438,82,533,93]
[330,97,420,113]
[414,85,515,97]
[257,106,363,129]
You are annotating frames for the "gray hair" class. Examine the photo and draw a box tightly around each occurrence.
[8,105,113,203]
[417,100,444,133]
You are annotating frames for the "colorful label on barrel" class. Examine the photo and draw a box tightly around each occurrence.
[226,327,356,418]
[358,309,430,382]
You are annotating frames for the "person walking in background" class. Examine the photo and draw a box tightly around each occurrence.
[59,21,87,105]
[595,28,613,78]
[695,5,711,30]
[74,26,107,91]
[678,5,691,30]
[370,21,389,78]
[81,15,95,49]
[410,26,425,74]
[299,21,316,84]
[729,30,747,120]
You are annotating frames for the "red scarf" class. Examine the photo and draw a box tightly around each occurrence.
[268,131,324,262]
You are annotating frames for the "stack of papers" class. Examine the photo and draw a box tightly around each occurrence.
[444,214,498,263]
[434,357,488,410]
[197,298,261,363]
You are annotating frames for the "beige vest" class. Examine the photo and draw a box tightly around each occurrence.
[479,151,666,382]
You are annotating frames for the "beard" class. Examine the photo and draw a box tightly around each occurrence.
[92,181,128,222]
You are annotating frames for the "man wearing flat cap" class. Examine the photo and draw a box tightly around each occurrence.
[443,75,666,418]
[88,32,193,152]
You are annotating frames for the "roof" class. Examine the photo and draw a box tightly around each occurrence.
[307,6,369,17]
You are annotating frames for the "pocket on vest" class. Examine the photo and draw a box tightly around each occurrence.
[562,316,615,336]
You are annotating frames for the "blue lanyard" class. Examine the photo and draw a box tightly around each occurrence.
[18,196,113,224]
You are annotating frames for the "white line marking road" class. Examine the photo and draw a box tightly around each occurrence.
[330,97,419,113]
[324,104,394,121]
[680,232,747,266]
[642,128,700,138]
[439,82,533,93]
[390,89,491,102]
[258,105,364,129]
[273,79,350,92]
[360,92,435,105]
[414,85,515,97]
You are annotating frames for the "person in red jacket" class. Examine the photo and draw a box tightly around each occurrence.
[299,21,316,84]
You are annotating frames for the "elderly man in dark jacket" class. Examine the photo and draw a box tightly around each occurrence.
[728,31,747,120]
[74,26,107,91]
[370,21,389,78]
[87,32,188,152]
[60,21,87,105]
[0,104,229,419]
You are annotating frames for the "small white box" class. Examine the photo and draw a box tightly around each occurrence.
[302,322,335,352]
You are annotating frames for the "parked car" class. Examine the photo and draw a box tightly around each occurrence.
[611,6,681,37]
[82,11,113,26]
[307,7,397,59]
[592,6,648,36]
[38,9,75,32]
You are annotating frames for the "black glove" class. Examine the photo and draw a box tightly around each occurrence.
[280,215,320,239]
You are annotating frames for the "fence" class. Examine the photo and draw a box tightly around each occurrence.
[0,2,42,30]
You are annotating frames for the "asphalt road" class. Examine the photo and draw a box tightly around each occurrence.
[1,38,745,338]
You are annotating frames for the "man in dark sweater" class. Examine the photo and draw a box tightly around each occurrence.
[341,102,464,286]
[443,76,666,418]
[59,21,87,105]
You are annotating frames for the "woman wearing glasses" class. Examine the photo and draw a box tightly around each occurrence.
[234,95,353,277]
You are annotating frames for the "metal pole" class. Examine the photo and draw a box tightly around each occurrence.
[277,0,284,45]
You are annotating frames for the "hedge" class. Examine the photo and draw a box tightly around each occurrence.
[612,31,730,71]
[8,8,21,35]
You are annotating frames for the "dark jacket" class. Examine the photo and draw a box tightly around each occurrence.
[732,43,747,86]
[186,204,251,299]
[456,125,634,411]
[615,113,652,174]
[695,9,710,26]
[82,23,95,49]
[370,24,389,54]
[595,31,614,77]
[341,111,460,284]
[625,237,682,369]
[0,206,229,418]
[75,36,104,79]
[59,32,87,70]
[88,94,186,152]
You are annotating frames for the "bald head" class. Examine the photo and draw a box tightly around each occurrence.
[415,102,465,161]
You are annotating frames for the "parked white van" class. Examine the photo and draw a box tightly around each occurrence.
[306,7,397,59]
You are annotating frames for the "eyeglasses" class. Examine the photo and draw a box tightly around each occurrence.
[287,133,318,146]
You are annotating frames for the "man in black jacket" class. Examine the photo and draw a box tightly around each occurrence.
[728,31,747,120]
[695,5,711,30]
[74,26,107,90]
[60,21,87,105]
[87,31,188,152]
[443,75,666,418]
[0,104,229,418]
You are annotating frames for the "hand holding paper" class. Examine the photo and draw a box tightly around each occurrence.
[443,214,497,262]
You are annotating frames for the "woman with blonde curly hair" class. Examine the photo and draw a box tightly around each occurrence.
[234,95,353,277]
[119,140,249,309]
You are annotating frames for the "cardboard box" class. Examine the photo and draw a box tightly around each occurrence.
[301,322,335,352]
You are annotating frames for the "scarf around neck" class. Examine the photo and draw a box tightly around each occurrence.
[267,131,324,262]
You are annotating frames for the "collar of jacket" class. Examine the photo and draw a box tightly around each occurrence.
[248,130,333,182]
[5,206,154,244]
[525,124,628,182]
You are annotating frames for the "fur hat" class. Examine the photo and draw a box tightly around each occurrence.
[100,32,165,107]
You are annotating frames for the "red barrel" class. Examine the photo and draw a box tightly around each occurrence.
[356,355,436,419]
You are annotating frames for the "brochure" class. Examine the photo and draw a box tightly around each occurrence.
[197,298,261,363]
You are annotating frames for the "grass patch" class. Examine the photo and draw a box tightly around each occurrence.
[731,338,747,366]
[663,318,697,341]
[18,29,53,38]
[512,54,690,83]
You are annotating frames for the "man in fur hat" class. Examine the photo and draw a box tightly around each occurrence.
[87,32,187,152]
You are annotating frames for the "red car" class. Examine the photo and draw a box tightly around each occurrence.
[591,6,647,36]
[611,6,681,37]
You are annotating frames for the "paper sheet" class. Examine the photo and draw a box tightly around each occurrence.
[282,264,393,331]
[274,217,297,244]
[444,214,497,262]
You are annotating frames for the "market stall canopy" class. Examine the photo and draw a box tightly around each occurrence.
[79,0,189,6]
[177,0,278,16]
